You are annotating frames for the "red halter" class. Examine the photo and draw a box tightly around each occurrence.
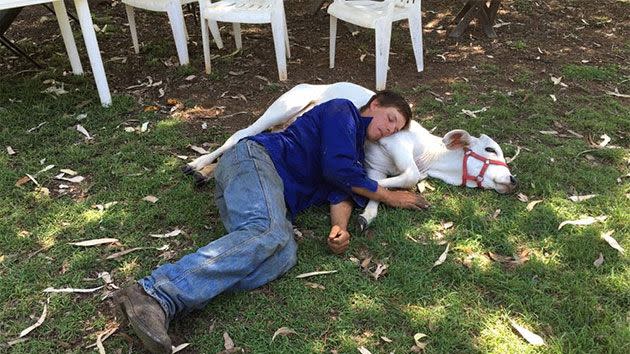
[462,148,509,188]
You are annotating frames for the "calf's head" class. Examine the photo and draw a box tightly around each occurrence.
[442,130,517,194]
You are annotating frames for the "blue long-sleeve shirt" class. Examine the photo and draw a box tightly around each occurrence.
[249,99,378,220]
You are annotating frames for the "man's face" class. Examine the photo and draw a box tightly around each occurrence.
[364,101,406,142]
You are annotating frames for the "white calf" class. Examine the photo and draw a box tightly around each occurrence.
[184,82,516,228]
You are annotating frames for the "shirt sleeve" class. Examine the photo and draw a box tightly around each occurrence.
[319,100,378,196]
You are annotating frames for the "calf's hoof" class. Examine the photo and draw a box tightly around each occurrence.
[357,216,369,234]
[193,172,209,187]
[181,164,195,175]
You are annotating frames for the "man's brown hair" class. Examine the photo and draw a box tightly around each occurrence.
[360,90,412,129]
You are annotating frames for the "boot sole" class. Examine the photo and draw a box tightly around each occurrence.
[117,294,171,354]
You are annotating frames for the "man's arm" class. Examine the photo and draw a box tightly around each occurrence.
[352,185,429,210]
[328,200,353,254]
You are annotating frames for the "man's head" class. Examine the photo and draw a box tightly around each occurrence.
[360,91,412,142]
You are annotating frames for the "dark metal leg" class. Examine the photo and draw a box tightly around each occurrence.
[488,0,501,23]
[42,3,79,23]
[0,35,43,68]
[478,2,497,38]
[450,2,480,38]
[309,0,327,16]
[453,0,473,24]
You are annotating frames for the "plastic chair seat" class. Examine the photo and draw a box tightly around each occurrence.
[328,0,412,28]
[199,0,290,81]
[328,0,424,90]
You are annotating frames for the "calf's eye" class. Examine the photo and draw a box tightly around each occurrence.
[485,147,497,154]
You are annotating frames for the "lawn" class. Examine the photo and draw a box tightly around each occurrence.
[1,1,629,353]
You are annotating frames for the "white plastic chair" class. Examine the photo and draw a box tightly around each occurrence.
[328,0,424,90]
[198,0,290,81]
[0,0,111,106]
[122,0,221,65]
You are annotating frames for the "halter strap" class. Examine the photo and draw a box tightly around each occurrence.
[462,148,509,188]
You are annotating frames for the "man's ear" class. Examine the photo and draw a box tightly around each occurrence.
[442,129,474,150]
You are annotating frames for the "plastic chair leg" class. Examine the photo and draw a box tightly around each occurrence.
[53,0,82,74]
[232,23,242,50]
[329,15,337,69]
[166,3,189,65]
[73,0,111,106]
[270,12,287,81]
[408,11,424,72]
[375,22,392,90]
[282,8,290,58]
[124,5,139,54]
[201,18,211,74]
[208,20,223,49]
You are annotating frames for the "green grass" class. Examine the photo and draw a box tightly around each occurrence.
[1,64,629,354]
[561,64,619,81]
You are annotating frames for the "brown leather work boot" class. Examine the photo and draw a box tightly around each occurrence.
[116,283,172,354]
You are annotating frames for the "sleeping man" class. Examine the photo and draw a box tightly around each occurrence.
[115,90,429,353]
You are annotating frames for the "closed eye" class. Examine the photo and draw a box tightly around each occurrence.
[485,147,497,154]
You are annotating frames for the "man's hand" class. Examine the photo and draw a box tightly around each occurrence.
[384,190,430,210]
[327,225,351,254]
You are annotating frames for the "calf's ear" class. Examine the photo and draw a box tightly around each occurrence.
[443,130,473,150]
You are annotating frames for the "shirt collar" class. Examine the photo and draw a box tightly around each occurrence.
[357,115,372,143]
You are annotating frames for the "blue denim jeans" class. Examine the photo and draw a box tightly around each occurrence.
[140,140,298,320]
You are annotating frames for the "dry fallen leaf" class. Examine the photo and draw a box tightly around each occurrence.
[223,332,234,350]
[505,145,521,164]
[271,327,297,341]
[76,124,93,140]
[601,230,624,254]
[189,145,209,154]
[60,168,77,176]
[491,209,501,219]
[304,282,325,290]
[93,202,118,212]
[185,75,196,81]
[172,343,191,353]
[517,193,529,202]
[558,215,607,230]
[15,175,31,187]
[539,130,558,135]
[568,194,597,202]
[95,325,118,354]
[510,319,545,346]
[416,180,435,193]
[432,243,450,269]
[597,134,611,147]
[19,298,49,337]
[593,253,604,267]
[550,76,562,85]
[143,195,159,203]
[371,262,389,280]
[295,270,337,279]
[413,333,428,349]
[54,174,85,183]
[380,336,393,343]
[69,238,118,247]
[43,286,104,293]
[358,347,372,354]
[441,221,454,230]
[526,200,543,211]
[150,228,183,238]
[605,89,630,98]
[488,248,530,269]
